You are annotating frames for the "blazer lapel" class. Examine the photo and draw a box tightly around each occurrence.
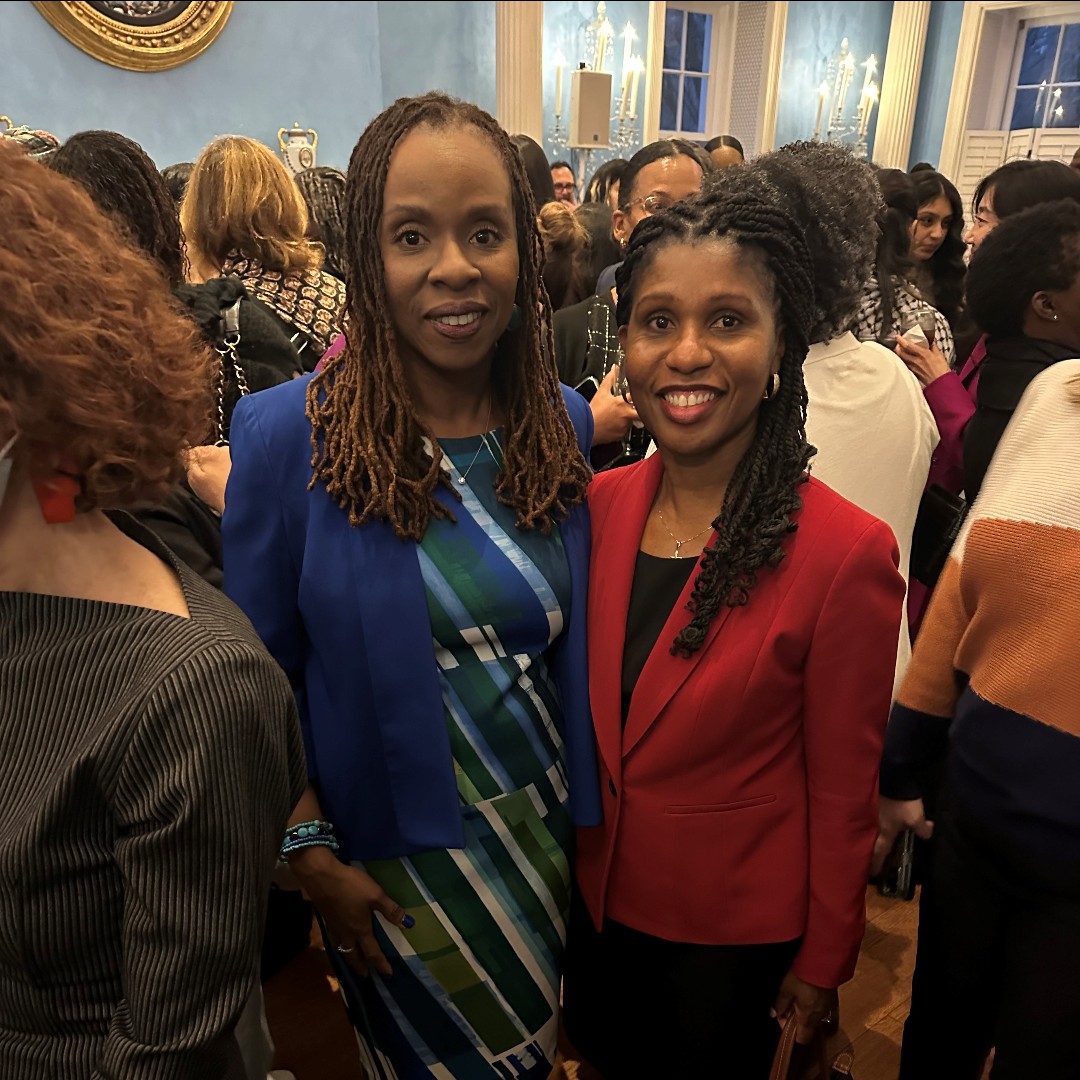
[347,507,460,845]
[588,456,662,781]
[622,487,736,757]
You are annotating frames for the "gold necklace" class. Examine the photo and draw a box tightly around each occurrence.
[655,505,714,558]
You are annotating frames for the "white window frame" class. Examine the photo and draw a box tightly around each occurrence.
[1002,12,1080,130]
[657,1,736,141]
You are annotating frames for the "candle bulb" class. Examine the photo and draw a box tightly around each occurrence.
[839,50,857,119]
[619,67,630,120]
[621,21,637,77]
[859,82,878,137]
[813,80,829,140]
[628,56,643,120]
[595,18,613,72]
[862,54,877,93]
[553,50,566,118]
[831,38,849,124]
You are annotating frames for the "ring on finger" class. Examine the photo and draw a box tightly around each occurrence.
[336,944,355,954]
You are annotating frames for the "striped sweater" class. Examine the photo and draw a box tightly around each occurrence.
[882,359,1080,865]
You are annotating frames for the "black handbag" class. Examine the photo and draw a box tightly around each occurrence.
[910,485,968,587]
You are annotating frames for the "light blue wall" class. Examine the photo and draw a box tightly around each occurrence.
[908,1,965,169]
[774,0,895,156]
[542,0,651,178]
[1,0,496,169]
[377,0,496,115]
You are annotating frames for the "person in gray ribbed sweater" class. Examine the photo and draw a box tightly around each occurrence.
[0,143,306,1078]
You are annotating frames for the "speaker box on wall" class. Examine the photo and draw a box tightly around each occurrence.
[569,67,612,148]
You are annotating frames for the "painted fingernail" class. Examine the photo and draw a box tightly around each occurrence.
[402,915,415,929]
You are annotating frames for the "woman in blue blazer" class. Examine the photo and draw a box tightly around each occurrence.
[223,94,599,1080]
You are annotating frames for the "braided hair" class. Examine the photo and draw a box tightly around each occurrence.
[615,183,817,656]
[295,166,348,280]
[308,93,591,540]
[47,130,184,288]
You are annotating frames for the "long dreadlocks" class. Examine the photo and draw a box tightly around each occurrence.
[308,93,591,541]
[615,183,817,656]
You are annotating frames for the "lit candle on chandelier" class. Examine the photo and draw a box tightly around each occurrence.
[621,21,637,77]
[859,82,879,137]
[553,50,566,118]
[628,56,644,120]
[813,81,829,140]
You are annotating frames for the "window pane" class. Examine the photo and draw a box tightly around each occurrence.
[664,8,684,70]
[1049,84,1080,127]
[1056,23,1080,83]
[685,12,712,72]
[1018,24,1060,86]
[682,75,707,133]
[661,73,681,131]
[1010,86,1040,129]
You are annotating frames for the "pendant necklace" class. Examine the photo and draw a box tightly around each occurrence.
[456,397,495,486]
[655,505,714,558]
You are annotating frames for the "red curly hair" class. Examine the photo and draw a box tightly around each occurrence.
[0,143,215,510]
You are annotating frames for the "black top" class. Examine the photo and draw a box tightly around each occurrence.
[964,336,1077,501]
[621,551,697,723]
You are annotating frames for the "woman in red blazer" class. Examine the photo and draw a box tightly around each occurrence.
[561,185,905,1077]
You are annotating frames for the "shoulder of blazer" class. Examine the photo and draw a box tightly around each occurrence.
[792,475,897,566]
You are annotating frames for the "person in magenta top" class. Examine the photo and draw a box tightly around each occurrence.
[897,160,1080,500]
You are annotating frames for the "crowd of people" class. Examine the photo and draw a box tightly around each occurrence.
[2,100,1079,1080]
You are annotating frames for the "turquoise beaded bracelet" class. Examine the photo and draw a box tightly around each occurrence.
[280,819,339,861]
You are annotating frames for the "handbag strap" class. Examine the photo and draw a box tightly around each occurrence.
[768,1015,831,1080]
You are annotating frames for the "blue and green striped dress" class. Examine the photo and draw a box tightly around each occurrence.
[339,432,573,1080]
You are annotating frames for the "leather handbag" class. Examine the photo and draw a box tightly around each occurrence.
[910,484,968,587]
[769,1015,830,1080]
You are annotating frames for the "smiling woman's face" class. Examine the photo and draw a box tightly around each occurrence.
[619,237,783,469]
[379,123,520,384]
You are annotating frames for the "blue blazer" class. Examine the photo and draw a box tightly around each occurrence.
[223,375,601,860]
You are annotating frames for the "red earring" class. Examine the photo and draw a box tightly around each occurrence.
[30,467,81,524]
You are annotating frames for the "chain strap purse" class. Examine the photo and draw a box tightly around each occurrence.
[213,296,251,446]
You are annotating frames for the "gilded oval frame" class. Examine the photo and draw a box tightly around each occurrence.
[32,1,234,72]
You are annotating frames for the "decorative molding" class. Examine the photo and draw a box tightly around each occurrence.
[643,1,667,144]
[32,1,233,72]
[495,1,544,141]
[874,1,931,167]
[757,1,788,153]
[939,1,1026,180]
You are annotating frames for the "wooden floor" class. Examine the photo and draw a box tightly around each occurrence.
[263,888,923,1080]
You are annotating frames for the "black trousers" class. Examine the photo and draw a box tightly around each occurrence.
[562,888,798,1079]
[902,814,1080,1080]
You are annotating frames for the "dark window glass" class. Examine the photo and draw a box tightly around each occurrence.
[1049,84,1080,127]
[1018,24,1060,85]
[664,8,684,70]
[661,73,681,131]
[1057,23,1080,83]
[1010,86,1039,129]
[685,12,712,72]
[682,76,707,133]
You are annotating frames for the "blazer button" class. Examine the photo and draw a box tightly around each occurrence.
[608,779,617,796]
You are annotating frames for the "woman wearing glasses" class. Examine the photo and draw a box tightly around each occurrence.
[554,140,709,465]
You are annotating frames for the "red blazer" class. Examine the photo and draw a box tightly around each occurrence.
[576,455,904,988]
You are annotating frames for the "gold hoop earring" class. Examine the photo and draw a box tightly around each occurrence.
[763,373,780,401]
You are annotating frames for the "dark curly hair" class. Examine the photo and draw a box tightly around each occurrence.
[47,130,185,288]
[295,166,348,280]
[874,168,918,340]
[966,199,1080,340]
[308,92,591,540]
[0,143,214,509]
[584,158,628,205]
[160,161,193,206]
[909,168,966,331]
[709,141,880,343]
[615,181,816,656]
